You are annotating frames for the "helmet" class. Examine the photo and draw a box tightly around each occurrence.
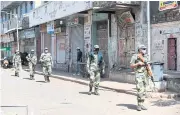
[31,49,35,52]
[138,44,147,50]
[44,47,48,50]
[76,47,80,50]
[94,45,99,49]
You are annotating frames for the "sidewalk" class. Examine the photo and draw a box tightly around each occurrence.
[23,66,180,99]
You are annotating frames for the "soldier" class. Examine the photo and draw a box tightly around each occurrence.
[13,50,22,77]
[39,47,53,83]
[86,45,105,95]
[26,49,37,80]
[73,47,82,76]
[130,44,150,111]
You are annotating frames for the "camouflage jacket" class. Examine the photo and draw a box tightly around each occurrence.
[39,53,53,67]
[130,54,150,73]
[26,54,37,65]
[86,52,105,72]
[13,54,21,64]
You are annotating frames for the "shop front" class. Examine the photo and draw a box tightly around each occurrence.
[67,16,84,72]
[19,28,36,53]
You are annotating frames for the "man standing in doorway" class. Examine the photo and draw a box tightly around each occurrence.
[26,49,37,80]
[39,47,53,83]
[130,44,150,111]
[73,47,82,76]
[86,45,105,95]
[13,50,22,77]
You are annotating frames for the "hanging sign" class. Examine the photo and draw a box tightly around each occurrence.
[159,1,178,11]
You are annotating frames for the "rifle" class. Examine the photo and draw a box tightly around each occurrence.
[137,54,157,92]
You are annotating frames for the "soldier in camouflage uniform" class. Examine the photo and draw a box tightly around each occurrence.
[39,47,53,83]
[130,44,149,111]
[26,49,37,80]
[86,45,105,95]
[13,50,22,77]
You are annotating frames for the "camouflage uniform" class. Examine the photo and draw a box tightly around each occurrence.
[39,48,53,82]
[86,45,105,95]
[13,50,21,77]
[130,45,149,110]
[26,50,37,80]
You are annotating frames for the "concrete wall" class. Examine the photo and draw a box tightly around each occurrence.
[108,14,118,69]
[151,21,180,72]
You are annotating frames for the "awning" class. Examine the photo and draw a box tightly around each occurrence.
[94,3,140,13]
[5,27,22,34]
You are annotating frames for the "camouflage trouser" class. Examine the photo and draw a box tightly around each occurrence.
[89,70,100,91]
[135,73,147,106]
[42,65,52,76]
[29,63,36,76]
[15,63,21,73]
[42,65,52,82]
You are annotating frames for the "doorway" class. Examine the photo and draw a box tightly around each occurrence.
[168,38,177,70]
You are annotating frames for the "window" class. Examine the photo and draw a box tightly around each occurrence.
[20,5,22,17]
[16,8,18,14]
[30,1,33,10]
[12,10,14,18]
[25,2,27,13]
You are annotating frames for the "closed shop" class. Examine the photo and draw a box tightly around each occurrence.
[56,32,66,64]
[68,16,84,71]
[20,28,36,53]
[70,25,84,63]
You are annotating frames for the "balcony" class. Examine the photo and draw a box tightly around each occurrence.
[1,1,23,11]
[1,17,22,34]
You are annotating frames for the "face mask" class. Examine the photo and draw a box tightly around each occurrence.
[45,50,48,53]
[141,49,146,54]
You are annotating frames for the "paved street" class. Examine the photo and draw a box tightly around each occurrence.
[0,68,180,115]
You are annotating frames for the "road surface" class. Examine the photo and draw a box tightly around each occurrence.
[0,68,180,115]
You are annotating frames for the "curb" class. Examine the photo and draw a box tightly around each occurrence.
[24,69,180,99]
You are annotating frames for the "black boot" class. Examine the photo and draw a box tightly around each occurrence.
[32,75,35,80]
[17,72,19,77]
[30,75,33,80]
[94,88,99,95]
[15,72,17,76]
[47,76,50,82]
[44,76,48,82]
[88,85,92,95]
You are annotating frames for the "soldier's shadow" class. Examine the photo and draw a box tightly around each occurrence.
[36,81,46,83]
[23,78,32,80]
[79,92,90,95]
[116,104,137,110]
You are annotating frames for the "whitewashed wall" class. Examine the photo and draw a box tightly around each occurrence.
[28,1,92,27]
[151,21,180,71]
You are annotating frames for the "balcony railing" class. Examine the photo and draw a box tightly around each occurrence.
[1,17,22,34]
[1,1,23,11]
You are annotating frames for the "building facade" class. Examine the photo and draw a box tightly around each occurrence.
[0,1,37,57]
[150,1,180,72]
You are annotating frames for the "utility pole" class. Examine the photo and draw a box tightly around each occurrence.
[147,1,151,60]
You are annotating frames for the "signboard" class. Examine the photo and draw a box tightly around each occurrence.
[159,1,178,11]
[1,47,11,51]
[25,29,35,38]
[84,24,91,58]
[28,1,92,27]
[47,21,54,34]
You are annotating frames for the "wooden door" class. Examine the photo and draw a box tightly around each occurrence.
[168,38,177,70]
